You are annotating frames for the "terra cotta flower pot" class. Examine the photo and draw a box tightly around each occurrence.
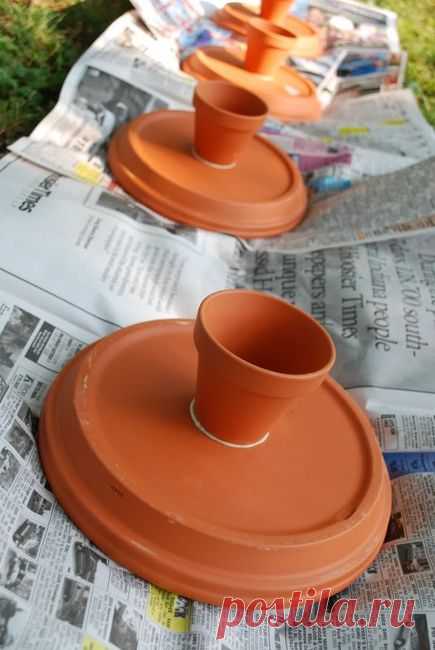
[108,87,308,237]
[193,80,268,167]
[260,0,292,25]
[213,3,323,58]
[193,289,336,446]
[245,17,296,76]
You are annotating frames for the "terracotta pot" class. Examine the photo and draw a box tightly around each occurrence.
[245,17,296,76]
[213,4,323,58]
[260,0,292,25]
[193,289,335,446]
[193,80,267,167]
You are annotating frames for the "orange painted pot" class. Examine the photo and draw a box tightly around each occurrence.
[38,289,392,604]
[181,23,322,121]
[108,81,309,237]
[245,18,297,76]
[193,80,267,166]
[261,0,292,25]
[194,290,335,445]
[213,3,323,58]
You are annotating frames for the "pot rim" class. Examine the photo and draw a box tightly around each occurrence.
[194,80,268,124]
[248,16,297,45]
[196,289,336,382]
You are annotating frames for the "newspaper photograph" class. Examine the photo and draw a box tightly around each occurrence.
[291,0,400,52]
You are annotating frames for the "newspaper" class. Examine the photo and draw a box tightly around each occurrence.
[245,156,435,252]
[0,155,234,337]
[8,12,194,188]
[291,0,400,53]
[316,49,408,108]
[260,88,435,213]
[131,0,205,41]
[2,1,435,648]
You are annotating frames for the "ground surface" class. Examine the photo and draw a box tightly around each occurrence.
[1,0,434,153]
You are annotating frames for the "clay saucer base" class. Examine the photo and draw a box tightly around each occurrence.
[39,320,392,605]
[108,110,308,237]
[182,46,321,122]
[214,3,323,58]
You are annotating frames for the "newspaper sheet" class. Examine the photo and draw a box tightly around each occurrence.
[291,0,400,52]
[2,1,435,648]
[7,4,417,186]
[0,155,234,337]
[245,156,435,252]
[318,48,407,108]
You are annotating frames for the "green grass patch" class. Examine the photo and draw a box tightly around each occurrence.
[370,0,435,127]
[0,0,129,152]
[0,1,76,150]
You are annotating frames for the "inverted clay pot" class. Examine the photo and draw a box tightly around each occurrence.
[182,28,321,121]
[193,80,267,166]
[39,289,392,605]
[108,80,308,237]
[193,290,335,445]
[213,3,322,58]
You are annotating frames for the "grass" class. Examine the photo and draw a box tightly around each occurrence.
[0,0,434,153]
[0,0,130,152]
[371,0,435,126]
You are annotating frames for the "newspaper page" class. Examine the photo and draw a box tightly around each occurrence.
[9,12,194,188]
[276,88,435,176]
[259,89,435,214]
[245,156,435,253]
[0,155,234,339]
[130,0,205,40]
[301,88,435,159]
[262,117,418,186]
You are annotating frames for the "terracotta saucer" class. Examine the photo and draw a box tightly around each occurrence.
[108,110,307,237]
[182,46,321,121]
[214,3,323,58]
[39,319,391,604]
